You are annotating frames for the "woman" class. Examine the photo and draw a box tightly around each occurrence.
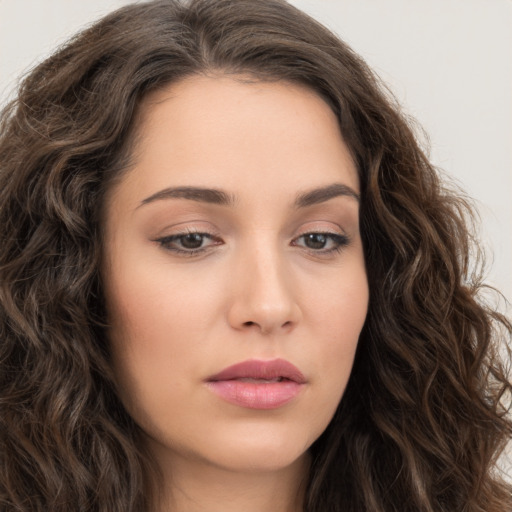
[0,0,510,511]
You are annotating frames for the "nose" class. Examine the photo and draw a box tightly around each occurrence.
[226,243,302,335]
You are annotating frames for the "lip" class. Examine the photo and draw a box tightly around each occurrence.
[205,358,306,409]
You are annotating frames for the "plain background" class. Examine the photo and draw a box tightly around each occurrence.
[0,0,510,479]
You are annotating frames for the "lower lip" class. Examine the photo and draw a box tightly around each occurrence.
[206,380,304,409]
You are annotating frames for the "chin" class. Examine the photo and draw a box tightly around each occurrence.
[205,449,310,475]
[189,422,317,474]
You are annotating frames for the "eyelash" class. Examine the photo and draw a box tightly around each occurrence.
[154,229,350,257]
[291,232,350,255]
[154,231,222,256]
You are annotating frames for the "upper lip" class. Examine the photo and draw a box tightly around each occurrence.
[207,358,306,383]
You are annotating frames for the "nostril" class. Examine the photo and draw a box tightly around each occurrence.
[241,320,293,333]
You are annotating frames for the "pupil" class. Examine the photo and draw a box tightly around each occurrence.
[181,233,204,249]
[305,233,327,249]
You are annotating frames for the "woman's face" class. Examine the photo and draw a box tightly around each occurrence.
[103,75,368,475]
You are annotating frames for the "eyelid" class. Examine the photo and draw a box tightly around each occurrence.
[293,221,346,239]
[153,228,223,255]
[292,231,350,250]
[290,218,351,256]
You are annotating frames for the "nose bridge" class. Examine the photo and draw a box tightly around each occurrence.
[249,239,288,304]
[227,232,300,333]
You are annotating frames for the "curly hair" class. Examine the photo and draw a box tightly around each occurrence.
[0,0,510,511]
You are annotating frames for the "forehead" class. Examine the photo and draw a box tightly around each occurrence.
[113,74,359,206]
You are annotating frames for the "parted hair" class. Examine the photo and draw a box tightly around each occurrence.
[0,0,511,511]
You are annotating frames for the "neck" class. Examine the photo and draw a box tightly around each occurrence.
[153,451,310,512]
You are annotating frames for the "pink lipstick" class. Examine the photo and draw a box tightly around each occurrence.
[205,359,306,409]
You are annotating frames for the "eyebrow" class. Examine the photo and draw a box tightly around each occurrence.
[294,183,360,208]
[138,182,359,209]
[139,186,235,207]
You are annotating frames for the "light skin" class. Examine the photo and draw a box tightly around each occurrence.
[102,74,369,512]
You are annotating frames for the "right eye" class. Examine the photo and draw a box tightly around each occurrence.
[154,231,222,255]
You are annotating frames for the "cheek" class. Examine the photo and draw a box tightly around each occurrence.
[104,261,181,408]
[103,251,228,410]
[105,247,219,342]
[307,263,368,401]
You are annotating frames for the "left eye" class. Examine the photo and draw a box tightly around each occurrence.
[293,232,349,252]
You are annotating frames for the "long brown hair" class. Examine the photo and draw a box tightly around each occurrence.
[0,1,510,510]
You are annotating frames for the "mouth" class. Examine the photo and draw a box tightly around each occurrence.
[205,359,306,409]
